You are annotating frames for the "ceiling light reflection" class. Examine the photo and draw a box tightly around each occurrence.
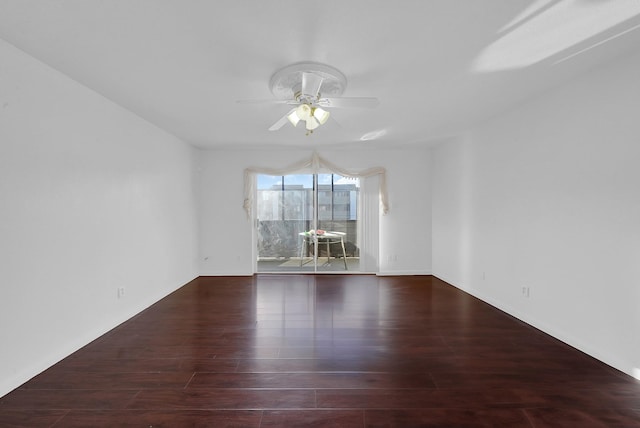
[499,0,555,33]
[360,129,387,141]
[474,0,640,72]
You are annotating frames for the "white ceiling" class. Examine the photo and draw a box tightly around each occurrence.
[1,0,640,150]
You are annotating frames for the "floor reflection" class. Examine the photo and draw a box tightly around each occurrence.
[257,257,360,272]
[254,275,389,363]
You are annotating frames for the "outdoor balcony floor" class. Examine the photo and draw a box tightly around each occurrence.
[257,257,360,272]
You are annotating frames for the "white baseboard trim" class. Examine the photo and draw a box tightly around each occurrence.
[0,274,199,398]
[377,270,432,276]
[432,274,637,380]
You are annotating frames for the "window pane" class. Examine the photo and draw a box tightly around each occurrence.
[283,174,313,221]
[256,174,281,220]
[284,174,313,188]
[257,174,282,190]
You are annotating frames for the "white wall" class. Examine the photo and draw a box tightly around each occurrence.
[432,51,640,378]
[198,147,432,275]
[0,39,199,396]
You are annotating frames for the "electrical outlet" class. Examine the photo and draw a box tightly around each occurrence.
[117,287,126,299]
[522,286,530,298]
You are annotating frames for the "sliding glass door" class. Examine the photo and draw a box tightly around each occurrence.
[256,173,360,272]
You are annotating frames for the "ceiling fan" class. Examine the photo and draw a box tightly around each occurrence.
[238,62,379,135]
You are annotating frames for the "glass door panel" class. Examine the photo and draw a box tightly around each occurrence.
[256,173,360,272]
[284,174,316,272]
[316,174,360,271]
[256,174,315,272]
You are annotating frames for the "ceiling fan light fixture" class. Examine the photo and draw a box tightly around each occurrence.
[305,116,320,131]
[312,107,330,125]
[296,103,312,120]
[257,62,378,135]
[287,110,301,127]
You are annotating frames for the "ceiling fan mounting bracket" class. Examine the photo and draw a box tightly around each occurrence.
[293,90,320,105]
[269,62,347,100]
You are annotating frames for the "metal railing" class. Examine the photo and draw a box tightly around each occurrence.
[257,220,359,258]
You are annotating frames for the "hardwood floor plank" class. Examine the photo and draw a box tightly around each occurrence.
[235,357,456,373]
[210,346,281,359]
[23,371,194,390]
[523,407,640,428]
[261,409,364,427]
[187,372,437,389]
[364,409,533,428]
[51,409,263,428]
[2,275,640,427]
[0,410,68,428]
[0,389,138,410]
[315,388,538,409]
[126,389,317,410]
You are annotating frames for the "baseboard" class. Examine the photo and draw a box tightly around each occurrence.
[377,270,432,276]
[0,275,199,398]
[432,274,638,380]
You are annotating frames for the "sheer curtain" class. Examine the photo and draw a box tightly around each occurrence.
[358,174,381,273]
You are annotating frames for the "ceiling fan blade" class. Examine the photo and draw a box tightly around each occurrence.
[317,97,379,109]
[268,108,297,131]
[301,71,324,97]
[237,99,292,105]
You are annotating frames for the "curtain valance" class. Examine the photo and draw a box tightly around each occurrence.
[243,152,388,218]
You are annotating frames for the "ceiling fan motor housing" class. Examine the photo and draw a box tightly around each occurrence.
[269,62,347,100]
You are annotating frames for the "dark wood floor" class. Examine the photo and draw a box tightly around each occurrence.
[1,275,639,427]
